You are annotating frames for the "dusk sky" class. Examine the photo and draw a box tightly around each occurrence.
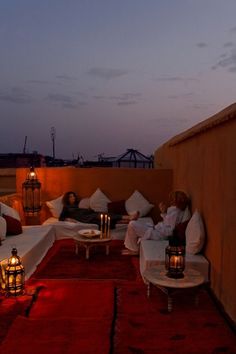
[1,1,236,160]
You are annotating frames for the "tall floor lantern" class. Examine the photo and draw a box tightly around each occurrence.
[22,167,41,214]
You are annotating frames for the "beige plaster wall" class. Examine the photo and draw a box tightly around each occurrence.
[154,105,236,324]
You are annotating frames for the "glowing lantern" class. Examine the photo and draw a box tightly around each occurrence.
[5,248,25,296]
[22,166,41,214]
[165,245,185,279]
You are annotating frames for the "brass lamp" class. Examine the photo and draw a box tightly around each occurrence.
[5,248,25,296]
[165,245,185,279]
[22,166,41,214]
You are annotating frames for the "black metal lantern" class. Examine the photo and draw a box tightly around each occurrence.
[165,245,185,279]
[5,248,25,296]
[22,167,41,214]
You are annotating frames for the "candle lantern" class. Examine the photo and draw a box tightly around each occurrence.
[22,167,41,214]
[165,245,185,279]
[5,248,25,296]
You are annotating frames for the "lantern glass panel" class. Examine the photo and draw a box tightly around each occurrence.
[165,245,185,279]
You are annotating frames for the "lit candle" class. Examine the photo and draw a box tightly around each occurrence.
[100,214,103,238]
[104,215,108,238]
[107,216,111,238]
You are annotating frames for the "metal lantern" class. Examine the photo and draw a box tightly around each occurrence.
[5,248,25,296]
[165,245,185,279]
[22,167,41,214]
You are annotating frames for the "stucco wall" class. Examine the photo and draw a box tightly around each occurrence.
[154,104,236,324]
[16,167,173,223]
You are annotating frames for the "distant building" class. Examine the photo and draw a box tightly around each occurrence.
[0,153,45,168]
[95,149,154,168]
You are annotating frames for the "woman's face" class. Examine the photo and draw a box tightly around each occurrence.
[68,193,76,205]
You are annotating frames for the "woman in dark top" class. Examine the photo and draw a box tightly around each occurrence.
[59,191,138,229]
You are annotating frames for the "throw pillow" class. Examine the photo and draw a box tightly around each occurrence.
[46,195,63,218]
[89,188,111,213]
[0,216,7,241]
[125,190,154,217]
[78,197,90,209]
[185,210,205,254]
[0,202,21,221]
[3,214,23,236]
[108,200,126,215]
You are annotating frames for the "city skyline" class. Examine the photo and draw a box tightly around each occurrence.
[1,1,236,160]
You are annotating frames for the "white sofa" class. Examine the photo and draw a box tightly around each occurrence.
[0,225,55,280]
[140,239,210,282]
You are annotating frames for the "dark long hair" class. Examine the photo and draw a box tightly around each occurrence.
[62,191,79,206]
[169,190,190,211]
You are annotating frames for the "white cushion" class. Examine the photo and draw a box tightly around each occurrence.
[89,188,111,213]
[125,190,154,217]
[46,195,63,218]
[0,216,7,241]
[0,202,21,221]
[78,197,90,209]
[186,210,205,254]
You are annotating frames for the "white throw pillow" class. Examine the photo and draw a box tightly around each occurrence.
[89,188,111,213]
[0,202,21,221]
[186,210,205,254]
[0,216,7,241]
[46,195,63,218]
[125,190,154,217]
[79,197,90,209]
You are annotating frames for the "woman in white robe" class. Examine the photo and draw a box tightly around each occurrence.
[123,191,190,254]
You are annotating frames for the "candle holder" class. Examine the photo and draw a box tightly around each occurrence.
[165,245,185,279]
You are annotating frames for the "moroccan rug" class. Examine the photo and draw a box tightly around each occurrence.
[32,239,137,281]
[114,282,236,354]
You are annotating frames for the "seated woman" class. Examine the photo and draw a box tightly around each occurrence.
[59,191,138,228]
[123,190,190,254]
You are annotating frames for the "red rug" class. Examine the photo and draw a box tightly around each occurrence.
[32,239,137,281]
[27,279,114,319]
[0,316,111,354]
[114,283,236,354]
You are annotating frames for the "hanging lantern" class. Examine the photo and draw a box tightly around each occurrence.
[22,166,41,214]
[165,245,185,279]
[5,248,25,296]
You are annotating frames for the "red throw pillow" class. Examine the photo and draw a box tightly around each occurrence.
[2,214,23,236]
[108,200,127,215]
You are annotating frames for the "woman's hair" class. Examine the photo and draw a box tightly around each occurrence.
[169,190,190,211]
[62,191,79,206]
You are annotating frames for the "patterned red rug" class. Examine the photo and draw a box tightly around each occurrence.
[32,239,137,281]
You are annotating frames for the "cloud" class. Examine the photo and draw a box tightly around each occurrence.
[0,87,32,104]
[168,92,193,100]
[45,93,87,109]
[26,79,52,85]
[155,76,196,83]
[223,41,234,48]
[212,48,236,72]
[230,26,236,33]
[46,93,73,103]
[56,74,78,81]
[117,100,137,106]
[87,67,129,79]
[196,42,208,48]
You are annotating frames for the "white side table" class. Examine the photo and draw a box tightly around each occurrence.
[143,266,205,312]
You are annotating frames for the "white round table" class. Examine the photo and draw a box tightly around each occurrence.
[74,233,112,260]
[143,266,205,312]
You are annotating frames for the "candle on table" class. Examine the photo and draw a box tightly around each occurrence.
[107,216,110,238]
[100,214,103,238]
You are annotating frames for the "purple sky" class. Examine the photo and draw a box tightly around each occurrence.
[1,0,236,160]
